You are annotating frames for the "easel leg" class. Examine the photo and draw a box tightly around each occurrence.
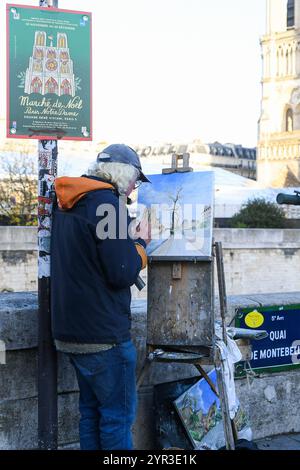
[136,358,152,390]
[194,363,219,397]
[214,241,236,449]
[215,348,235,450]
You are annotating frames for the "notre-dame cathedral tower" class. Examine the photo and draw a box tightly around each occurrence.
[258,0,300,187]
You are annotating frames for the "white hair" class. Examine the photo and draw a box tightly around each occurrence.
[87,161,139,195]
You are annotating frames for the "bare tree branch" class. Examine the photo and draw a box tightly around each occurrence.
[0,153,37,225]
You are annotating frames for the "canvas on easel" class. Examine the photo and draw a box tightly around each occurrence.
[137,171,214,260]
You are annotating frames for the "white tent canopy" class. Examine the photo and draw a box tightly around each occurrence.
[140,162,300,219]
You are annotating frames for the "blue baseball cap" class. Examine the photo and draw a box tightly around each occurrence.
[97,144,151,183]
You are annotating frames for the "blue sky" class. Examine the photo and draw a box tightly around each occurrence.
[0,0,266,147]
[175,369,220,415]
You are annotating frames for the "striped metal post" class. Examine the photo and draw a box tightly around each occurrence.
[37,0,58,450]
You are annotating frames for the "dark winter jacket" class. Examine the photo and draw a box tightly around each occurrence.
[51,175,147,345]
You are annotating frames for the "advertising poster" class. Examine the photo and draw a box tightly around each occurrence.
[7,4,92,140]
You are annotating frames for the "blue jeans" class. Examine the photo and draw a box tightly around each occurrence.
[68,340,137,450]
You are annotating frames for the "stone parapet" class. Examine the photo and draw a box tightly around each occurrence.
[1,291,300,448]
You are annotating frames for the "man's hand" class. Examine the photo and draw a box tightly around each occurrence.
[135,212,151,245]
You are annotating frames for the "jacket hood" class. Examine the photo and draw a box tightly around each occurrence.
[55,176,114,210]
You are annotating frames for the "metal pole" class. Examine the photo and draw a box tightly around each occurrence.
[38,0,58,450]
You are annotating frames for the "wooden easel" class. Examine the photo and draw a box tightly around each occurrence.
[137,154,236,450]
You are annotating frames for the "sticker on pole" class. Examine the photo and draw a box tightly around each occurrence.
[6,4,92,141]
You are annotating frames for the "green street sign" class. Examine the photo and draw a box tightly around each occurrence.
[7,4,92,140]
[235,304,300,376]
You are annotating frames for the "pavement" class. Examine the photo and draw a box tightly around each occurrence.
[255,433,300,450]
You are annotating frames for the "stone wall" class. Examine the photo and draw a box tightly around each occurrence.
[0,227,37,292]
[132,228,300,299]
[2,227,300,297]
[0,291,300,449]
